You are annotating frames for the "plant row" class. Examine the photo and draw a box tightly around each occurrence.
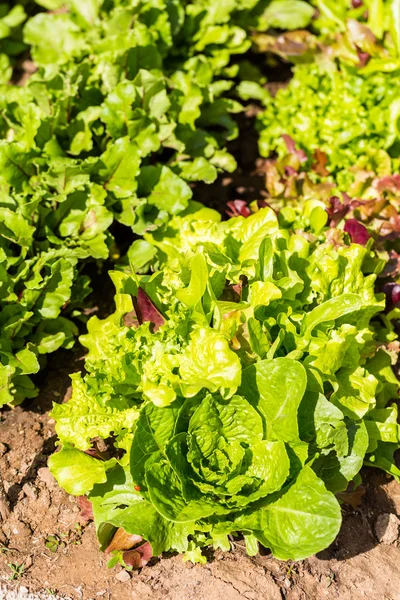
[1,0,399,566]
[0,0,268,405]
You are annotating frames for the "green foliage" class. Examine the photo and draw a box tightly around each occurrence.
[262,0,314,29]
[8,562,27,580]
[3,0,399,569]
[254,0,400,199]
[253,8,400,302]
[257,63,400,190]
[0,2,30,83]
[50,206,399,562]
[0,0,275,406]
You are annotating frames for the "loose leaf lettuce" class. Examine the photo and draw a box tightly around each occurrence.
[50,206,399,563]
[0,0,278,405]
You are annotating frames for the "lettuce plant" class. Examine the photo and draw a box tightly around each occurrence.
[0,0,279,405]
[254,60,400,309]
[49,205,399,564]
[250,6,400,309]
[0,241,89,406]
[254,0,400,192]
[257,62,400,190]
[257,143,400,290]
[252,0,400,69]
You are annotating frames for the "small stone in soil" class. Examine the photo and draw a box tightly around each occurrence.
[115,570,131,583]
[4,519,32,549]
[375,513,400,544]
[384,480,400,516]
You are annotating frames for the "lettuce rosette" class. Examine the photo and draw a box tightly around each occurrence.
[257,62,400,191]
[49,205,399,564]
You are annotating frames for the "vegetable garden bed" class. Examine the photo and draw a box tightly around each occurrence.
[0,292,400,600]
[0,0,400,598]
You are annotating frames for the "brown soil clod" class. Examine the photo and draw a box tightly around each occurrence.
[375,513,400,545]
[0,471,11,522]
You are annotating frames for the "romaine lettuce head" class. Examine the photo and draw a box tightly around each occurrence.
[50,205,399,563]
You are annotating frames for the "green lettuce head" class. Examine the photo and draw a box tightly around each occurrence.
[49,205,399,564]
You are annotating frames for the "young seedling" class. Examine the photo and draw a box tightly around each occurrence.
[285,563,298,578]
[326,572,336,588]
[45,534,66,554]
[8,562,27,580]
[70,522,83,545]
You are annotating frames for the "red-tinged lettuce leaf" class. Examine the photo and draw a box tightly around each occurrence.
[226,200,251,218]
[133,288,165,332]
[252,30,318,62]
[344,219,371,245]
[380,214,400,238]
[281,134,307,163]
[392,285,400,307]
[312,149,329,177]
[375,175,400,194]
[347,20,377,54]
[383,283,400,308]
[357,50,370,67]
[78,496,94,524]
[327,196,351,225]
[327,195,364,226]
[123,542,153,569]
[284,165,298,177]
[105,528,143,554]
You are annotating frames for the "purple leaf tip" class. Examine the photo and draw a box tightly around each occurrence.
[344,218,370,245]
